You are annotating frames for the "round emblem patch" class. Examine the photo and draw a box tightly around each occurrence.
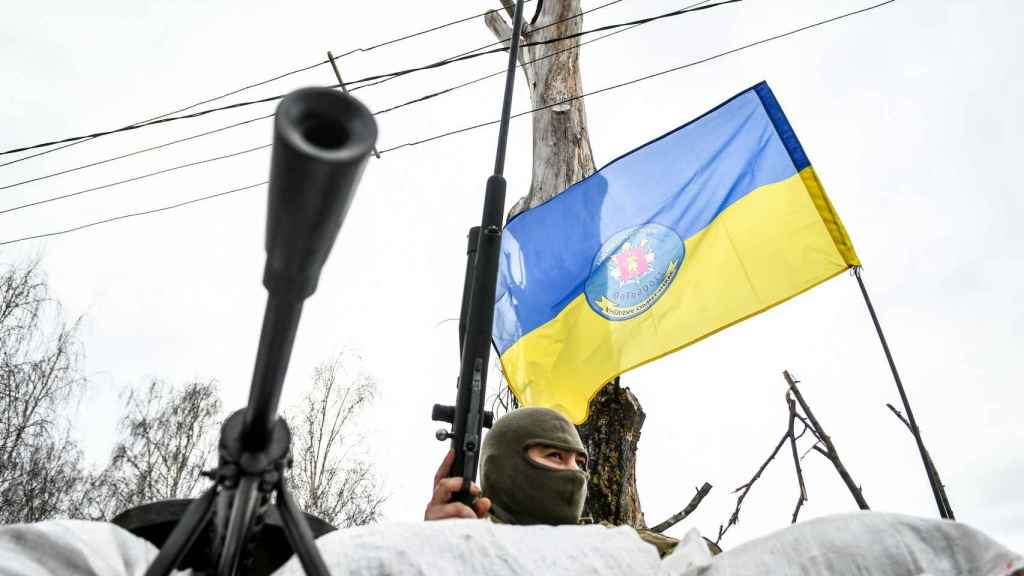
[584,224,685,321]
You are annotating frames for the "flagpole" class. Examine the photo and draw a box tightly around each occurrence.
[852,266,953,519]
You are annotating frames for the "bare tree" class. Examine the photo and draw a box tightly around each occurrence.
[287,351,385,528]
[79,379,222,520]
[0,257,88,523]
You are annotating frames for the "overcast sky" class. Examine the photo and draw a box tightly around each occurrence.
[1,0,1020,552]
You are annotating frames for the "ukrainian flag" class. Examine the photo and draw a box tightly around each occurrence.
[493,82,859,424]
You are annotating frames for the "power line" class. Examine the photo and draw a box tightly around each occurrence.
[0,0,729,157]
[0,18,638,212]
[2,0,696,194]
[0,63,323,170]
[0,0,896,247]
[378,0,896,153]
[340,0,635,91]
[0,0,548,163]
[0,182,266,247]
[0,114,273,192]
[332,1,535,58]
[373,0,710,116]
[440,0,625,66]
[0,2,547,167]
[0,92,295,157]
[0,1,662,194]
[0,144,269,216]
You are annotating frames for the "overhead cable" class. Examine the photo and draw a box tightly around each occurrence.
[0,0,695,157]
[0,93,297,157]
[0,145,269,216]
[0,17,629,212]
[0,115,273,192]
[0,182,267,247]
[0,0,896,247]
[1,0,680,194]
[0,63,323,169]
[0,0,553,161]
[0,2,546,167]
[379,0,896,153]
[373,0,709,116]
[333,0,535,58]
[1,12,625,216]
[341,0,669,90]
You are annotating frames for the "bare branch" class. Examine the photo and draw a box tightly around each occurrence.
[787,393,808,524]
[484,9,512,40]
[784,370,869,510]
[812,444,832,460]
[716,429,788,544]
[650,482,712,533]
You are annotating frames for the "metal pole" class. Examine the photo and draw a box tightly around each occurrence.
[853,267,952,519]
[493,0,528,177]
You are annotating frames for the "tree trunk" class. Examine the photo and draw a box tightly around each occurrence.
[576,378,646,527]
[485,1,647,528]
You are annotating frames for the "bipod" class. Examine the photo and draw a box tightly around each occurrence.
[143,410,329,576]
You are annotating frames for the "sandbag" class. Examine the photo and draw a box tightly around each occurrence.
[0,519,183,576]
[2,512,1019,576]
[273,519,661,576]
[663,512,1024,576]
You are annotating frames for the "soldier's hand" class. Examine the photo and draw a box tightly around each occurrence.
[424,449,491,520]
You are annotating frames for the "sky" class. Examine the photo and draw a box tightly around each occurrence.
[1,0,1021,554]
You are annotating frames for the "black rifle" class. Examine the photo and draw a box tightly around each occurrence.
[113,86,377,576]
[431,0,527,505]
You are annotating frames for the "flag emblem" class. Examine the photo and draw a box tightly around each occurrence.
[585,223,684,321]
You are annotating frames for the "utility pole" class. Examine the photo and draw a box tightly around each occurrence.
[485,1,647,528]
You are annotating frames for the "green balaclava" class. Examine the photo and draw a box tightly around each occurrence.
[480,407,588,525]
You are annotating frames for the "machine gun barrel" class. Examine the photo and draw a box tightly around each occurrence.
[243,87,377,451]
[126,86,377,576]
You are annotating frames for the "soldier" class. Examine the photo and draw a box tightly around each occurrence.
[424,407,584,524]
[424,407,686,557]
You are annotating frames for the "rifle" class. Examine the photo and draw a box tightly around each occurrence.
[431,0,527,506]
[113,86,377,575]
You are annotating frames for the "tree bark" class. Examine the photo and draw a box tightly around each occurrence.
[484,0,596,218]
[486,2,646,527]
[576,379,646,527]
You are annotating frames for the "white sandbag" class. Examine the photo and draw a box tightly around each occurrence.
[662,512,1024,576]
[3,513,1018,576]
[0,519,180,576]
[272,519,661,576]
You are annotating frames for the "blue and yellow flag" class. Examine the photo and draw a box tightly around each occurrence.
[493,82,859,423]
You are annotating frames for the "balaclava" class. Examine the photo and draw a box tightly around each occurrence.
[480,407,588,525]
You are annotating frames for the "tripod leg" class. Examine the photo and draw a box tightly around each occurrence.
[276,481,331,576]
[144,486,217,576]
[217,475,262,576]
